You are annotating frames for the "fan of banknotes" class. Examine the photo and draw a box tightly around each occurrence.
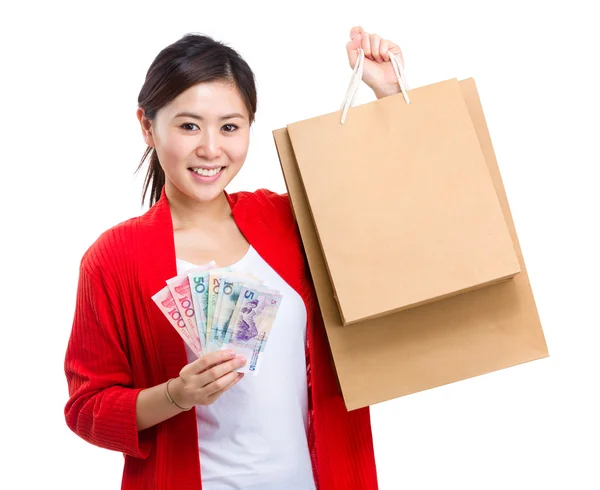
[152,261,283,375]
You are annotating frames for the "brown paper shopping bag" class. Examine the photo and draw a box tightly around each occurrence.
[273,77,548,411]
[284,50,520,326]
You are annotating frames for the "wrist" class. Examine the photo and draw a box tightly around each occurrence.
[374,84,401,100]
[165,377,193,411]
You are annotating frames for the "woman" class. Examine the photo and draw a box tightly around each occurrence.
[64,25,404,489]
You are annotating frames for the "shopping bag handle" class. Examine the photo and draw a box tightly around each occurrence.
[340,47,410,124]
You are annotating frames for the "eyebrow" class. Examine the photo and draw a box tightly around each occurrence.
[173,111,246,121]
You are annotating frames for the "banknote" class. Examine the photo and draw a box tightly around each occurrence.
[223,286,278,343]
[166,273,204,356]
[186,262,217,352]
[208,274,231,352]
[250,288,281,353]
[206,272,222,348]
[208,272,261,352]
[152,286,201,357]
[223,287,282,374]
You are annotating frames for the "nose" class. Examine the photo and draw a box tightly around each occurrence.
[196,129,223,161]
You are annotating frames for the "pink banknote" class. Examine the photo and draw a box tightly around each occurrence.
[166,261,216,356]
[151,286,201,357]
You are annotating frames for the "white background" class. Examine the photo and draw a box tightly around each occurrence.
[1,1,599,488]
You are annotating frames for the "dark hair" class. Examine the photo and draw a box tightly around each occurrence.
[135,33,257,207]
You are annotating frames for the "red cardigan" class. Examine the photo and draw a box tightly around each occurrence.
[64,187,378,489]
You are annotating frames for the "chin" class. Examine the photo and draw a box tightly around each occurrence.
[189,185,227,203]
[188,169,233,203]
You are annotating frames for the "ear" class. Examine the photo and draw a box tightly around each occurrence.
[136,108,156,148]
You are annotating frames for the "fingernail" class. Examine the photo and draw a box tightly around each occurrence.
[227,350,236,357]
[238,356,247,365]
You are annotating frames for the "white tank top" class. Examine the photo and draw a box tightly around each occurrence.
[176,245,316,490]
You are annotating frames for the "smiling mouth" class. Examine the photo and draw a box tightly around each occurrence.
[189,167,224,177]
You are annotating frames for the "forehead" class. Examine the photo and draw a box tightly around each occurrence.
[163,81,248,118]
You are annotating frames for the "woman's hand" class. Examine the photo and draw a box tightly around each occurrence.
[345,26,405,99]
[170,349,247,407]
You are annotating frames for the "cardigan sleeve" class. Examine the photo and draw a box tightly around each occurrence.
[64,263,152,459]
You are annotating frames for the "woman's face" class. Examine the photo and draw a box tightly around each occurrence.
[139,80,251,204]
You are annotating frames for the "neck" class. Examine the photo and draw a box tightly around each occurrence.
[165,181,232,231]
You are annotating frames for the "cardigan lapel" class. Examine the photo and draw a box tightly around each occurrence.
[137,187,187,380]
[226,190,312,303]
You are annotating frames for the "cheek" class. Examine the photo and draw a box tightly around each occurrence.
[156,132,194,168]
[228,134,250,164]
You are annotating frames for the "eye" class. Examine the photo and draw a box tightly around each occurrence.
[222,124,239,133]
[181,123,199,131]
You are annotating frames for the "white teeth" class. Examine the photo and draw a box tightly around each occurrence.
[192,167,222,177]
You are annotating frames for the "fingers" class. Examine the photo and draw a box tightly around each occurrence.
[387,41,405,68]
[349,25,364,39]
[198,355,246,387]
[379,39,390,62]
[178,351,247,405]
[204,370,241,396]
[347,26,403,67]
[182,349,236,376]
[346,27,363,68]
[361,32,372,60]
[206,372,244,402]
[370,34,383,63]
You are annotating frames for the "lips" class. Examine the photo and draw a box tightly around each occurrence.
[189,166,223,177]
[188,166,225,183]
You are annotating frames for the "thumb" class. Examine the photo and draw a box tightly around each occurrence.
[346,34,362,68]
